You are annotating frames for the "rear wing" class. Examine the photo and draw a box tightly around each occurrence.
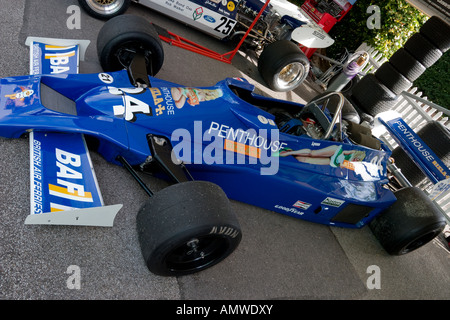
[375,112,450,201]
[24,37,122,226]
[378,116,449,184]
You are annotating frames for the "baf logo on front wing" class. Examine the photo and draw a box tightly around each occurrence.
[30,132,102,215]
[31,42,79,75]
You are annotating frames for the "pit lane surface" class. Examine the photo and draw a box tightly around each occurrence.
[0,0,448,300]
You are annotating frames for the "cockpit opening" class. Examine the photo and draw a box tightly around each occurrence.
[229,84,381,150]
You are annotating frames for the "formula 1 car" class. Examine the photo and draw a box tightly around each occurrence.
[78,0,337,92]
[0,15,448,276]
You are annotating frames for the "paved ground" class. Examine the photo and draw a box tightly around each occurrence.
[0,0,449,301]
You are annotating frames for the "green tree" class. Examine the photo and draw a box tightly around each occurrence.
[326,0,428,58]
[414,51,449,108]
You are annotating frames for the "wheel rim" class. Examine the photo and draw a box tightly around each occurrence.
[165,235,231,274]
[85,0,125,15]
[275,62,306,90]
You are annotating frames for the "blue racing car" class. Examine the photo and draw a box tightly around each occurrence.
[0,15,447,276]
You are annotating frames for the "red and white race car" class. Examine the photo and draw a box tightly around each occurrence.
[78,0,338,91]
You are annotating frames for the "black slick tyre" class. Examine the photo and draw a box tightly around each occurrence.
[388,48,426,82]
[370,187,446,255]
[375,62,412,95]
[78,0,131,20]
[258,40,310,92]
[403,33,442,68]
[419,16,450,53]
[97,14,164,76]
[350,73,398,116]
[391,121,450,186]
[136,181,242,276]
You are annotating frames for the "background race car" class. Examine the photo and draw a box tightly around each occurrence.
[78,0,349,91]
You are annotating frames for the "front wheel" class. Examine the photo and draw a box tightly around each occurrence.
[370,187,446,255]
[97,14,164,76]
[136,181,242,276]
[258,40,310,92]
[78,0,131,20]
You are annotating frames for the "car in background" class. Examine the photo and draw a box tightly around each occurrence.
[78,0,336,91]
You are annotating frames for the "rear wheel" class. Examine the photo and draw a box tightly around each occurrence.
[350,73,398,116]
[258,40,310,92]
[97,14,164,76]
[136,181,242,276]
[370,187,446,255]
[78,0,131,20]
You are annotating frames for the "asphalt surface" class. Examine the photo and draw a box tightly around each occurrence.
[0,0,449,301]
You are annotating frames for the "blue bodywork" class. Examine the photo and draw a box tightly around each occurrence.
[0,70,398,228]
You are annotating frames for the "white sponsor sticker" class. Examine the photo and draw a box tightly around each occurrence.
[321,197,345,207]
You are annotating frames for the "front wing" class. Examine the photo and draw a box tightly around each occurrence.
[23,37,121,227]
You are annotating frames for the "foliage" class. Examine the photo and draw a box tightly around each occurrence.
[413,51,449,109]
[325,0,429,58]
